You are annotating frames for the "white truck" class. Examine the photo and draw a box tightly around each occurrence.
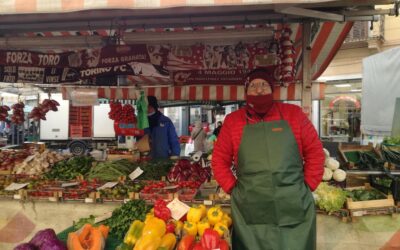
[39,93,117,154]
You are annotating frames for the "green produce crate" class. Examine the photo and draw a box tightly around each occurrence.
[370,175,400,202]
[57,226,121,250]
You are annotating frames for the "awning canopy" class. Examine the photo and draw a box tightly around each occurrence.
[61,83,325,101]
[0,0,396,17]
[0,0,397,101]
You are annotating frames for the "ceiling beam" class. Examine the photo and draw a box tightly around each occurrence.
[342,8,396,16]
[123,27,273,44]
[0,13,297,35]
[275,6,344,22]
[0,35,104,50]
[345,15,380,21]
[0,6,277,24]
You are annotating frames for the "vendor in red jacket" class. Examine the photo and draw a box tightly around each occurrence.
[211,68,324,250]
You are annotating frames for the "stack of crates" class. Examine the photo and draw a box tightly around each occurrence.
[69,105,92,138]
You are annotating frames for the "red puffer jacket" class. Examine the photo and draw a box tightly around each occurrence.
[211,102,324,193]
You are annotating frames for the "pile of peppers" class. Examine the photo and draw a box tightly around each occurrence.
[177,229,229,250]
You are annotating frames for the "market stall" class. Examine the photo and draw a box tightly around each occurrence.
[1,0,400,250]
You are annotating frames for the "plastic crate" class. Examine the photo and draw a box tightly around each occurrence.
[70,125,83,138]
[370,175,400,202]
[178,188,197,201]
[69,106,92,137]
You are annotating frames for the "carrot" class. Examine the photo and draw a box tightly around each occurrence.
[98,225,109,239]
[88,227,105,250]
[67,232,84,250]
[78,224,93,245]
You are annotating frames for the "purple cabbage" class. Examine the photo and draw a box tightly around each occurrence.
[40,240,67,250]
[14,243,37,250]
[29,229,66,250]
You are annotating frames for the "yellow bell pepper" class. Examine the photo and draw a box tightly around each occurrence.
[214,222,229,238]
[133,235,161,250]
[174,220,183,236]
[187,206,203,223]
[142,217,166,238]
[221,213,232,228]
[123,220,145,246]
[183,221,197,236]
[197,220,211,236]
[198,204,207,219]
[207,206,223,226]
[145,213,155,224]
[158,233,177,250]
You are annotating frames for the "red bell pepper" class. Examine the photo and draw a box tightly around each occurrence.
[180,214,188,222]
[177,235,195,250]
[200,229,220,250]
[166,221,176,234]
[154,199,171,221]
[192,242,206,250]
[219,239,230,250]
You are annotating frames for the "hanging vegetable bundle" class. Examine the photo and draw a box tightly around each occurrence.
[0,105,10,122]
[109,101,123,120]
[28,99,60,121]
[108,101,137,124]
[11,102,25,125]
[279,27,296,86]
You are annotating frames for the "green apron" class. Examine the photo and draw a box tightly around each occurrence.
[231,111,316,250]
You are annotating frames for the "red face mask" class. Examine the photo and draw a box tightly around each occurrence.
[246,94,274,114]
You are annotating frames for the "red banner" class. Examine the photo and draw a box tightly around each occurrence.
[172,67,280,85]
[0,45,150,68]
[0,41,281,85]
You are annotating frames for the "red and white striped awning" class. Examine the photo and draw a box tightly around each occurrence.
[61,83,325,101]
[0,1,349,14]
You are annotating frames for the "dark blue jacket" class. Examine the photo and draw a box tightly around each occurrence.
[145,112,180,159]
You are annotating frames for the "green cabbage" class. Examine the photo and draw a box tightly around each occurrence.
[315,182,347,214]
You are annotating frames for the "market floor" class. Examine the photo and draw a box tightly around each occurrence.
[0,200,399,250]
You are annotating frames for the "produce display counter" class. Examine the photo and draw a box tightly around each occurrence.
[346,170,400,175]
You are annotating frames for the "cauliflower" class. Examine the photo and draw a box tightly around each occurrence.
[314,182,347,214]
[322,167,333,181]
[325,157,340,171]
[333,169,347,182]
[323,148,330,159]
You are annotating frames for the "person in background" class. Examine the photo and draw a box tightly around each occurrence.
[211,68,324,250]
[29,121,37,135]
[146,96,180,159]
[213,121,223,137]
[191,120,207,152]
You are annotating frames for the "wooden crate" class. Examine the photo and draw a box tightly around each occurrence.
[23,142,46,153]
[316,208,350,223]
[107,154,137,162]
[338,143,381,169]
[0,169,12,175]
[346,183,395,210]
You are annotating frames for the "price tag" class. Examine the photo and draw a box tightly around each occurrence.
[163,185,179,190]
[352,211,366,217]
[61,182,79,188]
[49,197,58,202]
[167,198,190,221]
[129,167,144,180]
[5,183,28,191]
[203,200,213,206]
[13,194,21,200]
[97,182,118,190]
[94,211,113,224]
[85,198,94,203]
[124,199,131,204]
